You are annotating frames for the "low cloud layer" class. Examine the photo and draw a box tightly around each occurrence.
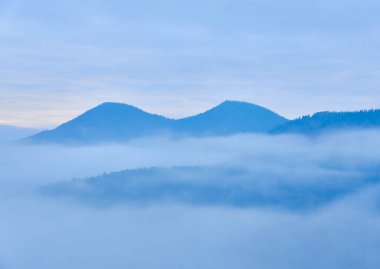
[1,131,380,268]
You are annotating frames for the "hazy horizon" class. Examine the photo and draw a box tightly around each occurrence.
[0,99,289,129]
[4,99,380,129]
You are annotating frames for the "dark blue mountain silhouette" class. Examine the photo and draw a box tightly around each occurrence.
[28,103,172,143]
[175,101,287,135]
[271,110,380,135]
[27,101,287,144]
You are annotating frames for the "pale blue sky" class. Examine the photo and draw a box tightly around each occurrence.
[1,0,380,127]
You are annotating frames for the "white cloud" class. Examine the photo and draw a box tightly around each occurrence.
[1,131,380,267]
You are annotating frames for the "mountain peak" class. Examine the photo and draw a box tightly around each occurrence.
[220,100,245,104]
[175,100,288,136]
[218,100,257,107]
[91,102,142,112]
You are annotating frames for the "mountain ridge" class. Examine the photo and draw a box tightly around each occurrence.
[270,109,380,135]
[21,103,380,143]
[26,100,287,144]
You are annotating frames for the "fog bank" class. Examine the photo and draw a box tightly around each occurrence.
[1,131,380,268]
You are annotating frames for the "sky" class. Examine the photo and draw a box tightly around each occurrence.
[1,0,380,127]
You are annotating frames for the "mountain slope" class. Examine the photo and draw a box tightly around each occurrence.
[175,101,287,136]
[28,103,172,143]
[26,101,288,144]
[271,110,380,135]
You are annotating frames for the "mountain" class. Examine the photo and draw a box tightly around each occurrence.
[28,103,172,144]
[42,165,378,210]
[26,101,287,144]
[0,125,39,143]
[271,110,380,135]
[175,101,287,136]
